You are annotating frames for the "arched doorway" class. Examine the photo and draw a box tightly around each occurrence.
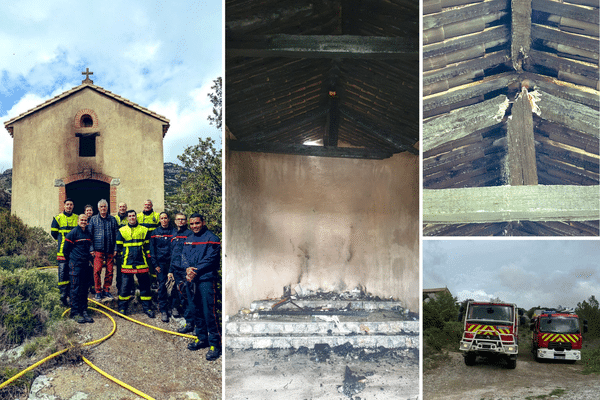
[65,179,111,215]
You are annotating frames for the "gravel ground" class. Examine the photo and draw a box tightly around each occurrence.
[423,351,599,400]
[9,295,222,400]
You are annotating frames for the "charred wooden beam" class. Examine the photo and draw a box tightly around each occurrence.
[526,50,599,89]
[511,0,532,70]
[532,0,599,27]
[523,72,600,109]
[424,50,511,95]
[338,108,418,154]
[226,35,418,59]
[423,185,600,223]
[228,141,396,159]
[424,12,508,45]
[532,25,599,62]
[423,25,510,71]
[507,87,538,185]
[240,108,328,142]
[423,72,517,116]
[423,0,485,16]
[534,90,600,139]
[423,0,509,30]
[423,94,508,152]
[324,62,341,147]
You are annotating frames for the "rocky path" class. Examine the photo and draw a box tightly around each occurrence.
[20,298,222,400]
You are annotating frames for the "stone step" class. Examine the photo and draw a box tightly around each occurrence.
[226,334,419,350]
[226,320,418,336]
[250,299,404,312]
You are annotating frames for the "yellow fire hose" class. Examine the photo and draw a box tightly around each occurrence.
[88,298,197,340]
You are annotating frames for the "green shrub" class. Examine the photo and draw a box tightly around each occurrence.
[0,268,62,346]
[581,346,600,375]
[0,209,28,257]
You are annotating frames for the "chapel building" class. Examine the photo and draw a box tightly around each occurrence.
[4,70,169,230]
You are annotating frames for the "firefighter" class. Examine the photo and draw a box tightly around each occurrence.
[116,210,155,318]
[170,212,194,332]
[63,214,94,324]
[183,213,221,361]
[150,212,176,322]
[114,202,128,296]
[137,199,160,287]
[51,198,78,306]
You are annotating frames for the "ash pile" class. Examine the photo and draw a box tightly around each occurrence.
[226,285,419,351]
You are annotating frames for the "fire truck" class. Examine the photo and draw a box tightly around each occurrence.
[458,301,526,369]
[530,308,587,362]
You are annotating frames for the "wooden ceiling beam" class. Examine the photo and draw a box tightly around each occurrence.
[228,141,395,159]
[423,185,600,223]
[226,34,417,59]
[506,87,538,185]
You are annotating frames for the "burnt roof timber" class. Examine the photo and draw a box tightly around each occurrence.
[423,72,517,116]
[241,108,328,142]
[423,185,600,223]
[532,0,600,26]
[226,34,418,58]
[423,0,509,31]
[506,88,538,185]
[338,108,418,154]
[520,72,599,109]
[527,50,599,87]
[535,90,600,138]
[423,94,507,152]
[532,25,600,58]
[228,141,396,160]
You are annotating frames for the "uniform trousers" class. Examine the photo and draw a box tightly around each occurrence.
[118,272,153,311]
[70,262,92,315]
[57,259,71,299]
[188,279,221,347]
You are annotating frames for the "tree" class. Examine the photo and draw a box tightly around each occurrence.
[576,295,600,339]
[169,137,222,238]
[207,77,222,130]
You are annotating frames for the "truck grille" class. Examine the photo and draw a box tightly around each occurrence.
[548,342,572,351]
[475,334,499,341]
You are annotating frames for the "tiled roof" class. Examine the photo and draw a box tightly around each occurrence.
[4,82,170,137]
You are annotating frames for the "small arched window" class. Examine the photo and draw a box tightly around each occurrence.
[81,114,94,127]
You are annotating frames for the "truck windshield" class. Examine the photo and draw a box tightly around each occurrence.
[467,305,513,323]
[539,317,579,334]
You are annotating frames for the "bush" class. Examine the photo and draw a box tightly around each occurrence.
[0,268,62,346]
[0,210,54,267]
[582,346,600,375]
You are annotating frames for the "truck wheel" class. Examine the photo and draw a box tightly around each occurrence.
[506,358,517,369]
[464,353,476,366]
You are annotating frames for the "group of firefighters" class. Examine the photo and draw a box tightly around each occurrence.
[51,198,222,361]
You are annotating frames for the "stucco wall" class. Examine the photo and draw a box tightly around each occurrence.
[10,87,165,230]
[224,149,419,316]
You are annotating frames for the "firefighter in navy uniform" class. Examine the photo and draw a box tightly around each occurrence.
[137,199,160,288]
[63,214,94,324]
[51,198,78,306]
[116,210,155,318]
[170,213,194,332]
[183,213,222,361]
[150,212,176,322]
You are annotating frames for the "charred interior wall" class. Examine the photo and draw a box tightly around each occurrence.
[224,149,419,316]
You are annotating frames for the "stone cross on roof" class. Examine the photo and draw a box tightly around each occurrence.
[82,68,94,84]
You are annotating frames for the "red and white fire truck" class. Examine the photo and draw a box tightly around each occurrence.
[530,308,587,362]
[458,301,526,369]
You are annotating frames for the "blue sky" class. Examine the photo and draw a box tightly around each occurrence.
[0,0,222,172]
[423,240,599,310]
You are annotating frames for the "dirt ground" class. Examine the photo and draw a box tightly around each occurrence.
[10,296,222,400]
[423,350,599,400]
[225,346,419,400]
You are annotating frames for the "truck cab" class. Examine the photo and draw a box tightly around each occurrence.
[530,309,587,362]
[458,301,525,369]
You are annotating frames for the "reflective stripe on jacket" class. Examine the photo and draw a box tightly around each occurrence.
[150,226,176,269]
[137,211,160,232]
[51,212,79,259]
[116,224,150,273]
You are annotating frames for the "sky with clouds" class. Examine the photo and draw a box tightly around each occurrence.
[423,239,599,310]
[0,0,222,172]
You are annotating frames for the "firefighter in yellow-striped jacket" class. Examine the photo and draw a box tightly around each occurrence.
[51,198,78,306]
[116,209,155,318]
